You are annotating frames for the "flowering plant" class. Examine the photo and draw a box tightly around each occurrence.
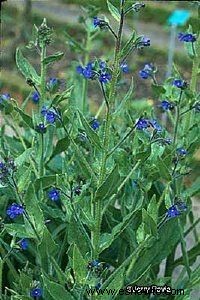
[0,1,200,299]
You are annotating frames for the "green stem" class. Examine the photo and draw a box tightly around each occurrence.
[40,44,47,111]
[82,32,90,113]
[173,90,183,145]
[39,134,44,177]
[92,0,125,261]
[178,219,191,278]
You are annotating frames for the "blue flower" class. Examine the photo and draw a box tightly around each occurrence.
[167,205,180,218]
[76,65,84,74]
[0,93,10,103]
[41,106,57,124]
[77,62,95,80]
[19,238,29,250]
[141,36,150,46]
[136,118,149,130]
[99,72,111,84]
[30,287,42,298]
[139,63,154,79]
[6,203,24,219]
[99,61,107,70]
[120,62,129,73]
[93,17,106,28]
[95,283,101,290]
[47,78,60,93]
[74,186,81,196]
[149,119,162,132]
[178,33,196,43]
[47,188,60,201]
[88,259,100,268]
[31,91,40,104]
[173,79,187,89]
[36,123,47,134]
[91,118,100,130]
[160,100,174,111]
[176,147,187,156]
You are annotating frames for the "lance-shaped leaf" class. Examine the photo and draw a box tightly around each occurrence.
[16,48,40,85]
[100,198,143,252]
[14,107,34,128]
[73,244,87,285]
[107,0,120,22]
[78,110,102,150]
[43,51,64,66]
[95,165,120,201]
[114,78,134,117]
[4,224,35,238]
[121,31,136,59]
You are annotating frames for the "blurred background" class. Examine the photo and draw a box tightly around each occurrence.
[1,0,199,103]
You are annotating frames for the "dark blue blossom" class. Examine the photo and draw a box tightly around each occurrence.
[0,93,10,103]
[149,119,162,132]
[176,147,187,156]
[41,106,57,124]
[139,63,154,79]
[99,72,111,84]
[167,205,180,218]
[31,91,40,104]
[47,78,60,93]
[77,62,95,79]
[163,138,172,145]
[120,62,129,73]
[173,79,187,89]
[136,118,149,130]
[91,118,100,130]
[178,33,196,43]
[88,259,100,268]
[93,17,107,28]
[99,61,107,70]
[76,65,84,74]
[47,188,60,201]
[95,283,101,290]
[19,238,29,250]
[6,203,25,219]
[74,186,81,196]
[30,287,42,298]
[141,36,150,46]
[160,100,174,111]
[36,123,47,134]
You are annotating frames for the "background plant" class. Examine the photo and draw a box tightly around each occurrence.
[0,1,200,299]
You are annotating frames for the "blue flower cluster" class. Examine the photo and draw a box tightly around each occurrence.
[159,100,174,111]
[137,36,151,49]
[176,147,187,157]
[47,188,60,201]
[136,118,162,132]
[91,118,100,130]
[76,61,112,84]
[47,77,60,93]
[41,106,58,124]
[120,62,129,73]
[19,238,29,250]
[30,287,42,298]
[0,93,10,103]
[139,63,155,79]
[93,17,107,29]
[31,91,40,104]
[6,203,25,219]
[36,123,47,134]
[173,79,187,89]
[167,202,187,219]
[178,33,196,43]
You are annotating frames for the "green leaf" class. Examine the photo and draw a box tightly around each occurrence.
[38,227,59,273]
[42,274,75,300]
[43,52,64,65]
[73,244,87,284]
[4,224,35,238]
[121,31,136,58]
[50,137,70,160]
[107,0,120,22]
[100,199,143,252]
[99,268,125,300]
[18,168,32,192]
[78,110,102,150]
[24,183,45,235]
[14,107,34,128]
[156,157,171,181]
[65,32,85,53]
[50,256,67,286]
[114,78,134,116]
[142,208,157,236]
[16,48,40,85]
[151,84,166,97]
[34,175,58,190]
[147,194,158,223]
[15,148,32,166]
[95,165,120,201]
